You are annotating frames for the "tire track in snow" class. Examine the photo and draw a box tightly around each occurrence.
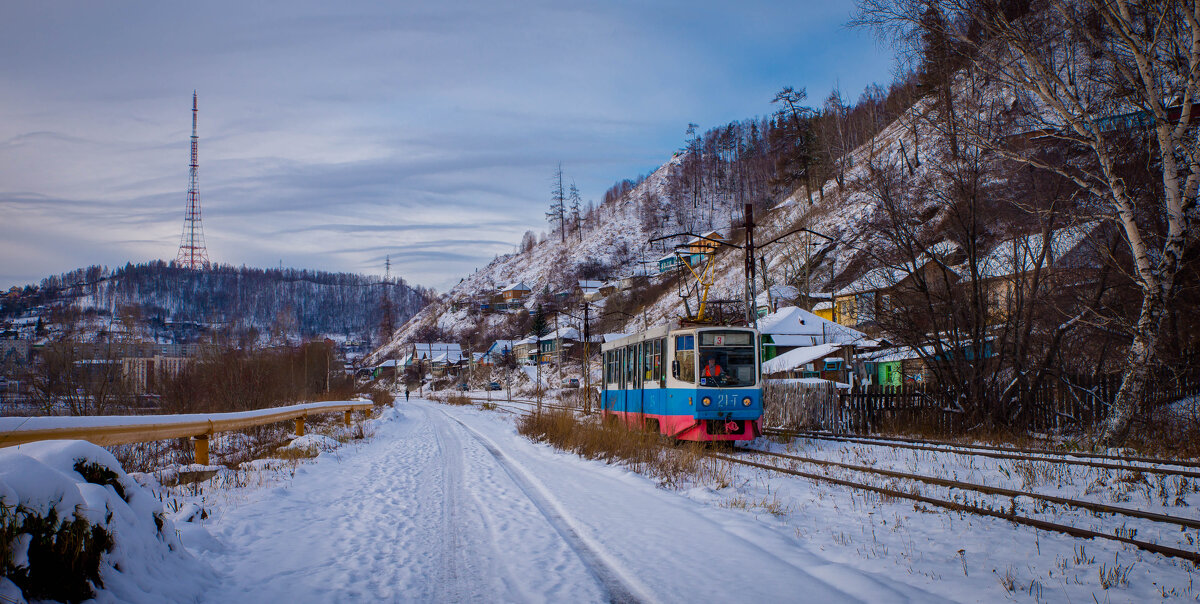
[438,410,654,604]
[430,411,470,602]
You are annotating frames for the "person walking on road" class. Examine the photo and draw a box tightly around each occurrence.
[405,389,410,402]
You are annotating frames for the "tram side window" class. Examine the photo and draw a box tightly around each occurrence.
[605,350,620,384]
[643,339,664,383]
[674,335,695,384]
[625,345,637,386]
[655,339,664,385]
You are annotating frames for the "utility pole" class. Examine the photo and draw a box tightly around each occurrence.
[582,301,591,414]
[760,256,773,313]
[744,203,758,329]
[804,229,812,311]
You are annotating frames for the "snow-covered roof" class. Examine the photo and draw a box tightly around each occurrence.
[837,241,962,296]
[686,231,724,245]
[501,282,531,292]
[859,346,926,363]
[757,306,867,344]
[762,343,846,375]
[577,280,604,291]
[486,340,520,354]
[976,221,1100,280]
[836,265,910,296]
[539,327,581,342]
[767,334,827,347]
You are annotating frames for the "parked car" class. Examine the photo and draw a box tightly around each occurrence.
[488,382,503,391]
[455,383,469,391]
[561,378,580,388]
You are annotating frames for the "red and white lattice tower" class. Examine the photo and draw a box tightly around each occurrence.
[175,91,210,269]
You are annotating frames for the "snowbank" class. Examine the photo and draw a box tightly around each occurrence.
[277,434,342,456]
[0,440,214,603]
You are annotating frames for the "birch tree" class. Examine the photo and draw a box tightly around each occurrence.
[856,0,1200,444]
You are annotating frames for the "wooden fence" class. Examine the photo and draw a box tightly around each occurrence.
[763,362,1200,435]
[762,381,838,431]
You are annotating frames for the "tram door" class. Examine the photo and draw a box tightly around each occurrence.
[632,342,644,426]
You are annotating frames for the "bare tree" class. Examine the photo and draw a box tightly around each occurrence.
[548,164,567,243]
[855,0,1200,444]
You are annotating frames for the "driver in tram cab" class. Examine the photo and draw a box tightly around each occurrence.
[702,357,724,384]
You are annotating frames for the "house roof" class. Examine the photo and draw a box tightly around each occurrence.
[486,340,520,354]
[859,346,926,363]
[410,342,462,353]
[539,327,580,342]
[501,282,531,292]
[762,343,846,375]
[835,265,911,296]
[836,241,962,295]
[975,221,1100,280]
[686,230,724,244]
[757,306,867,344]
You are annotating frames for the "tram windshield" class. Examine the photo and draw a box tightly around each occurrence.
[697,330,757,387]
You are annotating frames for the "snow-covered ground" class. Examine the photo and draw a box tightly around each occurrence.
[167,398,1200,602]
[7,397,1198,602]
[183,400,937,602]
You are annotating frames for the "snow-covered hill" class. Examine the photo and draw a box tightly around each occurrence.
[372,71,1062,359]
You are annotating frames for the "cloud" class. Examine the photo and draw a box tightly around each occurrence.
[0,0,895,291]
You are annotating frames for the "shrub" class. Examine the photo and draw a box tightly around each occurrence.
[444,393,473,406]
[73,459,126,501]
[2,505,114,603]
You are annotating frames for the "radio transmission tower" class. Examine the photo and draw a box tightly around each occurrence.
[176,91,210,269]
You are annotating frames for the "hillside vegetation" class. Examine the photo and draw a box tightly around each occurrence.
[4,261,430,346]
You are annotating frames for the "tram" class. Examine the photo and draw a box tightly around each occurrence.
[600,322,762,441]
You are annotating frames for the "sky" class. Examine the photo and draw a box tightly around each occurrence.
[0,1,896,292]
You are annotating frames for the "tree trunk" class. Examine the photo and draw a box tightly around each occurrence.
[1098,289,1164,446]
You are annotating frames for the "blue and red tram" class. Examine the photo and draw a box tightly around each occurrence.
[599,323,762,441]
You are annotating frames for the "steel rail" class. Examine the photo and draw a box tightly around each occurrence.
[709,452,1200,564]
[737,446,1200,531]
[783,429,1200,470]
[763,429,1200,479]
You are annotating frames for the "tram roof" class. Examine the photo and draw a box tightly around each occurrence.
[600,322,757,351]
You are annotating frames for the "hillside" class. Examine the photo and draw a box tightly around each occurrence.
[370,89,950,359]
[2,261,430,347]
[372,52,1142,377]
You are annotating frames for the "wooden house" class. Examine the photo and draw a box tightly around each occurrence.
[500,282,531,302]
[974,221,1102,323]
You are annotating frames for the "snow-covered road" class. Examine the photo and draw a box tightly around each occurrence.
[194,399,943,603]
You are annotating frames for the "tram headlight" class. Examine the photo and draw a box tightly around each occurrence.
[701,397,711,406]
[742,397,752,407]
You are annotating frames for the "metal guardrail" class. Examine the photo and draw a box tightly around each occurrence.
[0,400,375,464]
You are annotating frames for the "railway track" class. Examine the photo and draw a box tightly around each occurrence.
[778,429,1200,468]
[763,428,1200,479]
[711,448,1200,563]
[442,395,1200,563]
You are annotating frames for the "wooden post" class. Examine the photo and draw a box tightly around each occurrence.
[295,417,305,436]
[192,435,209,466]
[344,410,353,426]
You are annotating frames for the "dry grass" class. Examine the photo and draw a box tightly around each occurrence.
[516,410,717,488]
[443,393,474,406]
